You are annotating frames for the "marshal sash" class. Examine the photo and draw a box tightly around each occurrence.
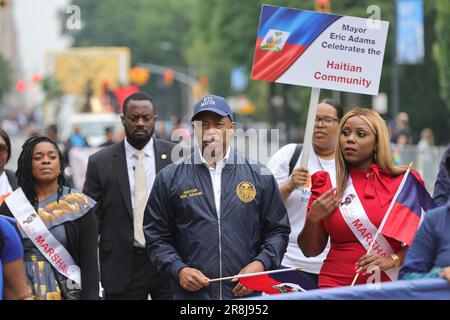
[339,177,399,280]
[5,188,81,286]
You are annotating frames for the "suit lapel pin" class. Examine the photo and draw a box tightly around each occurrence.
[161,153,168,160]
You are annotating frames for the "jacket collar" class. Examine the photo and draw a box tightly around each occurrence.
[198,146,231,169]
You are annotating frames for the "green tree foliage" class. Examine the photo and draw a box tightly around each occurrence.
[185,0,315,125]
[41,76,64,120]
[433,0,450,108]
[0,55,12,102]
[63,0,450,143]
[187,0,449,143]
[42,76,63,103]
[63,0,195,66]
[395,1,449,143]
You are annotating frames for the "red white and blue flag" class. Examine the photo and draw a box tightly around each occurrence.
[381,170,436,246]
[251,5,341,81]
[239,269,313,294]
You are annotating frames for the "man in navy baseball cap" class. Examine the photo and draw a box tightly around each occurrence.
[191,95,235,167]
[145,94,290,300]
[191,95,234,122]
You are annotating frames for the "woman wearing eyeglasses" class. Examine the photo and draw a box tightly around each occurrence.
[267,99,343,290]
[0,129,18,205]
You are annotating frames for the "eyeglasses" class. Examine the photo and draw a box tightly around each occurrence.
[0,144,8,153]
[315,117,339,126]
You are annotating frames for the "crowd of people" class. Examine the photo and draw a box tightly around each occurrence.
[0,92,449,300]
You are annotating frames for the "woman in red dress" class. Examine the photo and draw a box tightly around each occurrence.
[298,108,424,288]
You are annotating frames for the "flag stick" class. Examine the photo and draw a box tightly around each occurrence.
[208,266,302,283]
[298,87,320,190]
[350,162,413,286]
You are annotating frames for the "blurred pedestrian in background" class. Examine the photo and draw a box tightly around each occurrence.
[99,126,115,147]
[390,112,412,145]
[417,128,435,182]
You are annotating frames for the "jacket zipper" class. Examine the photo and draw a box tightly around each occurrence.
[217,217,223,300]
[216,167,223,300]
[207,162,224,300]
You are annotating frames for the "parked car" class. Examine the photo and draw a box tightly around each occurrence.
[59,113,122,147]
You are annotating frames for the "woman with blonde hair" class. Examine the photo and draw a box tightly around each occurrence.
[298,108,426,288]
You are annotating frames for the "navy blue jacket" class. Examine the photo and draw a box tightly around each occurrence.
[400,202,450,278]
[143,149,290,299]
[433,144,450,206]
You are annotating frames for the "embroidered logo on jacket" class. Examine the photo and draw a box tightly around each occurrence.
[180,188,204,200]
[236,182,256,203]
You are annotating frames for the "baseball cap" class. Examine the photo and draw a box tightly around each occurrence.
[191,95,234,122]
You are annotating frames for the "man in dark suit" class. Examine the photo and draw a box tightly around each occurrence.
[83,92,174,300]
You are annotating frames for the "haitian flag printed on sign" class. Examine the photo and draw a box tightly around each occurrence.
[252,5,341,82]
[239,270,315,294]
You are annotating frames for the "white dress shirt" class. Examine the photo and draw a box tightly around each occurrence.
[199,147,231,218]
[0,171,12,196]
[124,138,156,210]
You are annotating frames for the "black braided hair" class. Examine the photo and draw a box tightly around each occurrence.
[16,135,70,207]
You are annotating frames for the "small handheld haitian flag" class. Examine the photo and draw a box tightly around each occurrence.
[239,268,313,294]
[381,170,436,246]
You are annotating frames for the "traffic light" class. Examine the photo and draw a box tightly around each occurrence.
[198,75,208,89]
[129,67,150,86]
[193,76,209,100]
[164,69,174,86]
[315,0,331,13]
[16,80,26,92]
[32,73,42,83]
[192,83,202,101]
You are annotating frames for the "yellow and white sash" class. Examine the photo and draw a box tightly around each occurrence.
[5,188,81,287]
[339,177,399,280]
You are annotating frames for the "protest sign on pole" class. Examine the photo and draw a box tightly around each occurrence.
[251,5,389,172]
